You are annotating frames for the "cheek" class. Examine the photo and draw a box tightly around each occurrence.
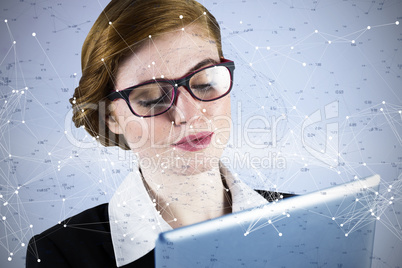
[121,117,150,149]
[123,116,173,152]
[205,97,232,146]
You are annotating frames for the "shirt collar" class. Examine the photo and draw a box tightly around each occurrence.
[109,164,268,267]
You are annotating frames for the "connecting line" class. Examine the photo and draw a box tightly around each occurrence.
[31,34,67,89]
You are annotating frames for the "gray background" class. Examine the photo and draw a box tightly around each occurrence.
[0,0,401,267]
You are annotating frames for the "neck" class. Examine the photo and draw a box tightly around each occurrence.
[140,163,232,229]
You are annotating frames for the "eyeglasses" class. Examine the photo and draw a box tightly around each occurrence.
[107,58,235,118]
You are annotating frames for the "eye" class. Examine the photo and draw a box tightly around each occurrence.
[137,96,166,107]
[191,83,216,92]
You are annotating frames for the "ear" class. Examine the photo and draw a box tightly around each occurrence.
[104,113,124,135]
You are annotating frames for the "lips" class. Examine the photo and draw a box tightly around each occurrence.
[172,132,214,152]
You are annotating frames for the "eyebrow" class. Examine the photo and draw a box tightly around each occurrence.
[120,58,220,91]
[187,58,219,74]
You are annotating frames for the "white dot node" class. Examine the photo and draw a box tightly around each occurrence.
[174,218,177,221]
[13,41,16,44]
[315,30,318,33]
[181,28,184,31]
[8,257,11,261]
[21,243,25,247]
[48,152,51,155]
[376,217,380,220]
[255,46,259,50]
[152,76,156,80]
[328,40,332,44]
[278,233,283,237]
[332,217,335,220]
[179,15,183,19]
[63,224,67,227]
[267,46,270,50]
[340,224,343,227]
[345,233,348,237]
[2,216,6,220]
[161,75,164,78]
[351,40,355,44]
[363,162,366,166]
[10,253,13,256]
[3,202,8,206]
[389,201,393,204]
[101,58,104,62]
[21,91,24,94]
[109,21,112,25]
[249,63,252,66]
[240,21,243,24]
[37,259,41,263]
[190,125,193,129]
[367,26,371,30]
[15,190,18,194]
[290,46,294,50]
[399,110,401,114]
[30,224,33,228]
[202,108,206,113]
[396,21,399,25]
[4,19,7,23]
[346,116,349,119]
[380,108,383,112]
[149,35,152,38]
[32,32,36,36]
[203,12,206,15]
[382,101,385,104]
[73,73,77,76]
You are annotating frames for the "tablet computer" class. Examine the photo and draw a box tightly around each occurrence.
[155,175,380,267]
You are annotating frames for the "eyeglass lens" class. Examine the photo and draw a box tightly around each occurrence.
[128,65,231,117]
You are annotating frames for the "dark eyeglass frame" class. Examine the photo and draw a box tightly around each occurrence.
[107,58,235,118]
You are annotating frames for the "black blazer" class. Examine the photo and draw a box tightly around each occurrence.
[26,192,294,267]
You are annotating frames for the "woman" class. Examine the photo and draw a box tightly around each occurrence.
[26,0,291,267]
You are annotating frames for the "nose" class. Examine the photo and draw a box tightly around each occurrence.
[168,87,202,126]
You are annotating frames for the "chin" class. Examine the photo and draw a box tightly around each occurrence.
[160,149,224,176]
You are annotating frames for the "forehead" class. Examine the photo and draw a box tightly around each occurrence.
[115,26,220,89]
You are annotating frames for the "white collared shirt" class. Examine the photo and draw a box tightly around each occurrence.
[109,165,268,267]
